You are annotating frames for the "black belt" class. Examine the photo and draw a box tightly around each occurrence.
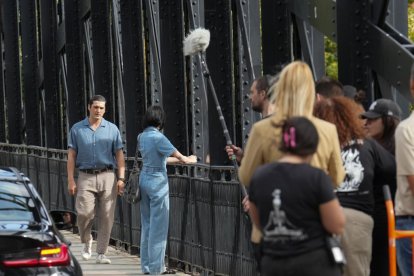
[79,167,113,174]
[396,215,414,220]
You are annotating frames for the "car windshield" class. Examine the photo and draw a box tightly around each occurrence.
[0,181,35,221]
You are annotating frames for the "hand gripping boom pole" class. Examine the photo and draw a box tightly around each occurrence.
[184,28,247,198]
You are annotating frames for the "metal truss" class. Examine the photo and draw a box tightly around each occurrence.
[0,0,413,155]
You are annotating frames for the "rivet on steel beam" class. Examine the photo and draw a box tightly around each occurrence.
[244,120,250,125]
[196,121,200,125]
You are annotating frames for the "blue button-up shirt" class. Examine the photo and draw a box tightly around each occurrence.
[68,117,123,169]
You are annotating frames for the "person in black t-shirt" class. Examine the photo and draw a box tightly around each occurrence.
[360,98,401,276]
[314,96,396,276]
[249,117,345,276]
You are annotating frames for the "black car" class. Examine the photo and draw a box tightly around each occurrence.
[0,167,82,275]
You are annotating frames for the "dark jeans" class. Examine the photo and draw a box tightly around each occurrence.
[396,217,414,276]
[260,247,341,276]
[252,242,261,272]
[371,212,389,276]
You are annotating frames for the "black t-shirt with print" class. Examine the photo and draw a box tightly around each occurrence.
[249,162,336,258]
[337,138,395,215]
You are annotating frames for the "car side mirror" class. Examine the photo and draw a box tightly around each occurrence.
[50,210,77,230]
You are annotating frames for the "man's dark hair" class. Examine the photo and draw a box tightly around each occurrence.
[315,76,343,98]
[88,94,106,106]
[255,75,271,93]
[143,105,165,130]
[279,117,319,157]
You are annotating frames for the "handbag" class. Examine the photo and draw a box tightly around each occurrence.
[125,134,142,204]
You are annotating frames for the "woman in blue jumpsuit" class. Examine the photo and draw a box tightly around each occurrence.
[138,105,196,275]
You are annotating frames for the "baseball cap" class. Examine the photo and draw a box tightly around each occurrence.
[360,99,401,120]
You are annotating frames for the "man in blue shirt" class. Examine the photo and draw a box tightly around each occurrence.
[67,95,125,265]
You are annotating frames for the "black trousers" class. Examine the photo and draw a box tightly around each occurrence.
[260,247,341,276]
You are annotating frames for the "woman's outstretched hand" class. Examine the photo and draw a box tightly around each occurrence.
[184,155,197,164]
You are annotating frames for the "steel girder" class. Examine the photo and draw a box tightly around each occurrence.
[159,0,189,155]
[205,1,233,166]
[90,0,114,121]
[40,0,62,148]
[145,0,163,106]
[119,0,146,156]
[287,0,413,116]
[186,0,209,163]
[112,0,127,153]
[20,0,41,146]
[0,7,4,143]
[261,0,291,74]
[2,1,22,144]
[64,0,86,131]
[234,0,261,150]
[0,0,413,154]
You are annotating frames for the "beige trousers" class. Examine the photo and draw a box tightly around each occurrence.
[76,171,117,254]
[341,207,374,276]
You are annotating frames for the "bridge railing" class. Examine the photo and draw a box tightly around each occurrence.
[0,143,256,276]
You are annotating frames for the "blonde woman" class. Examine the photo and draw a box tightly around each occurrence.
[239,61,345,252]
[239,61,344,187]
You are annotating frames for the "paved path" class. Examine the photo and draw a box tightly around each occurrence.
[62,230,188,276]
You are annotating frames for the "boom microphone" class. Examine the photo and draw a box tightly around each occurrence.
[183,28,247,198]
[183,28,210,56]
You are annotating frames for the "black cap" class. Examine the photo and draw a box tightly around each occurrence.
[360,99,401,120]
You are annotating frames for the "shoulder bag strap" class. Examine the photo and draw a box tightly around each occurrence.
[132,134,142,171]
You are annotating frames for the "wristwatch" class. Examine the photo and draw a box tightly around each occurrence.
[118,177,126,183]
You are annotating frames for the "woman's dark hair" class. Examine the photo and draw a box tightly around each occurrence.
[378,116,400,155]
[143,105,165,130]
[279,117,319,157]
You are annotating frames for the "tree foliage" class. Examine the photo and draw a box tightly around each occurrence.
[409,1,414,41]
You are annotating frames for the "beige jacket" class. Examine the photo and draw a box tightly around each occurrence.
[239,113,345,243]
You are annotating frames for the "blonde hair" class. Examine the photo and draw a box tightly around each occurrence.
[269,61,315,118]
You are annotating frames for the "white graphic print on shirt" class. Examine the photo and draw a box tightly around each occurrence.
[338,146,364,192]
[263,189,307,242]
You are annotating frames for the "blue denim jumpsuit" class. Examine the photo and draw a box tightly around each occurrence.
[138,127,176,274]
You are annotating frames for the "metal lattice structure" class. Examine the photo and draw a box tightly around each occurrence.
[1,0,413,165]
[1,1,414,275]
